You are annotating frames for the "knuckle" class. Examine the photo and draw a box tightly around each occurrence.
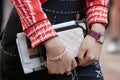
[48,69,57,74]
[80,47,86,52]
[89,56,96,61]
[50,71,55,74]
[66,68,71,73]
[54,71,60,75]
[91,56,95,60]
[59,71,65,75]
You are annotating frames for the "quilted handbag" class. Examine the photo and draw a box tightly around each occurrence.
[16,19,88,74]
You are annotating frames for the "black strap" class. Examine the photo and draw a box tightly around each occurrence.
[1,8,23,54]
[0,0,3,40]
[107,0,112,24]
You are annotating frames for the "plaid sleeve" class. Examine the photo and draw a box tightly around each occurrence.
[85,0,110,27]
[11,0,57,48]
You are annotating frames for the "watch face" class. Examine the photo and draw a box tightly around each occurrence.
[97,35,105,44]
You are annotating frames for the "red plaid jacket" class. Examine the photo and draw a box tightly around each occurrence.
[11,0,109,48]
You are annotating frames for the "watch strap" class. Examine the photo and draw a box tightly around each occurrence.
[88,29,101,40]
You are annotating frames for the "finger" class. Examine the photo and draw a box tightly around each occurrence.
[47,62,53,74]
[57,62,65,75]
[71,59,77,70]
[80,56,90,66]
[96,49,101,60]
[67,71,72,76]
[47,61,58,74]
[48,68,55,74]
[80,51,96,66]
[78,46,87,64]
[65,62,72,75]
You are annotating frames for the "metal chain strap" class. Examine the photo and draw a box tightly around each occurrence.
[71,69,79,80]
[42,8,86,15]
[0,45,18,57]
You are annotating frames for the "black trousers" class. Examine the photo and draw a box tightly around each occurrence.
[1,0,104,80]
[0,0,3,79]
[0,0,3,29]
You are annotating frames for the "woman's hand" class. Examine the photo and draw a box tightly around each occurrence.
[78,23,105,66]
[44,37,77,75]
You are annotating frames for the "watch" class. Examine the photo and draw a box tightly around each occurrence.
[88,29,105,44]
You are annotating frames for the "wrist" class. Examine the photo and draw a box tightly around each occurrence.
[47,46,66,61]
[88,29,105,44]
[44,37,65,57]
[43,37,59,48]
[91,23,106,35]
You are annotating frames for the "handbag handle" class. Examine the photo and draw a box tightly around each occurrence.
[53,19,87,32]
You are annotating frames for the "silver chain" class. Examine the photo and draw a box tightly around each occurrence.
[0,45,18,57]
[42,8,86,15]
[71,69,79,80]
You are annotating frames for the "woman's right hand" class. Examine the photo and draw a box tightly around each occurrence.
[44,37,77,75]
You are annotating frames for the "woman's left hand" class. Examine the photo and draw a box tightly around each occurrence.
[77,23,105,66]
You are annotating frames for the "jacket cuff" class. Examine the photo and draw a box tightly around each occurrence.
[87,6,108,27]
[24,19,57,48]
